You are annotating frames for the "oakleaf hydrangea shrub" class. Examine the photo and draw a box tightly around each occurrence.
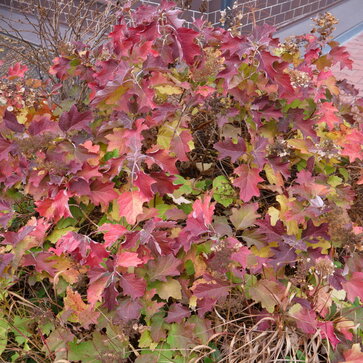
[1,2,363,362]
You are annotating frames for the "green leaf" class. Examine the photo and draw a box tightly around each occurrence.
[47,227,76,244]
[339,167,349,182]
[103,149,119,162]
[212,175,235,207]
[327,175,342,187]
[0,315,8,355]
[184,260,195,276]
[139,330,154,349]
[68,341,101,362]
[166,324,194,352]
[56,217,77,229]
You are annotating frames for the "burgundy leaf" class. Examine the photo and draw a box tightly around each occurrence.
[214,137,246,163]
[59,105,93,132]
[165,303,191,323]
[120,273,146,299]
[3,110,25,132]
[147,254,182,281]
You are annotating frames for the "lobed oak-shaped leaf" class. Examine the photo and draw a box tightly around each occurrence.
[343,272,363,303]
[36,190,72,222]
[214,137,246,163]
[117,191,147,225]
[249,280,285,313]
[165,303,191,323]
[98,223,128,247]
[120,273,146,299]
[230,203,260,230]
[147,254,182,281]
[59,104,93,132]
[233,165,264,202]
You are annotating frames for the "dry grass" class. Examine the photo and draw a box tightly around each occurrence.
[197,294,332,363]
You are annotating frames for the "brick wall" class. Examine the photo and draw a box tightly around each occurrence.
[0,0,348,34]
[207,0,346,33]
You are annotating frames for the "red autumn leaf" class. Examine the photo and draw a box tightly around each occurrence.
[120,273,146,299]
[233,165,264,202]
[258,50,294,96]
[49,56,71,79]
[85,241,109,267]
[36,190,72,222]
[87,268,110,306]
[22,252,57,276]
[170,130,193,162]
[338,128,363,162]
[1,225,34,246]
[329,45,353,71]
[115,251,143,268]
[230,246,251,269]
[77,163,102,182]
[98,223,128,247]
[105,129,128,154]
[117,190,147,225]
[165,303,191,323]
[146,147,179,175]
[318,102,341,130]
[69,178,91,196]
[193,280,230,300]
[318,321,340,348]
[0,253,13,275]
[0,136,14,161]
[88,180,118,208]
[149,172,178,195]
[52,232,108,267]
[343,272,363,303]
[214,137,246,163]
[28,114,60,136]
[290,304,317,334]
[191,193,215,226]
[59,104,93,132]
[339,344,363,363]
[176,28,201,65]
[147,254,182,281]
[134,171,156,200]
[294,170,330,198]
[8,62,28,78]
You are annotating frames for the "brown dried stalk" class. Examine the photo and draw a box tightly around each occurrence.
[0,0,123,80]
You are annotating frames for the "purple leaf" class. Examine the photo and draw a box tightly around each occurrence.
[59,105,93,132]
[214,137,246,163]
[165,303,191,323]
[120,273,146,299]
[0,253,14,275]
[3,110,25,132]
[116,299,142,321]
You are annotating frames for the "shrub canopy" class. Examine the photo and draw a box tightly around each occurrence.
[1,2,363,362]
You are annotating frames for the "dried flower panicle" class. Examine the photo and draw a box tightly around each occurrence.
[277,37,300,55]
[312,139,340,160]
[193,47,225,83]
[311,12,339,40]
[288,69,310,89]
[313,257,335,279]
[267,138,292,159]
